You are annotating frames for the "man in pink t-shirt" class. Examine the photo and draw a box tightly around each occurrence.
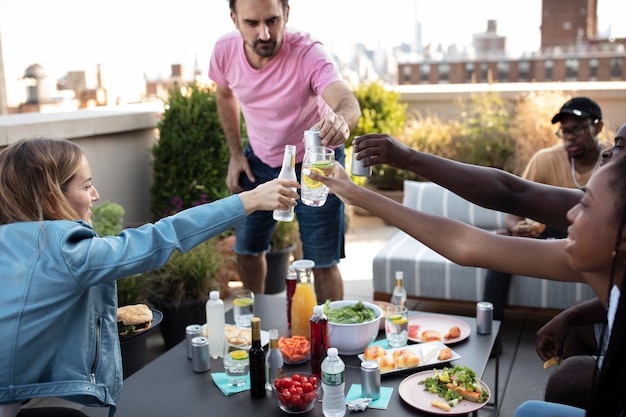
[209,0,361,301]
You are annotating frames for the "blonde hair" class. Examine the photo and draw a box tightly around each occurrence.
[0,138,84,224]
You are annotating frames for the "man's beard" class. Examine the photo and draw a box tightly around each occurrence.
[251,39,278,58]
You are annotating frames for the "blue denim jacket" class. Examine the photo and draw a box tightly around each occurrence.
[0,196,245,414]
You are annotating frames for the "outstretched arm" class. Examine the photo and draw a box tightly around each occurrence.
[353,134,581,231]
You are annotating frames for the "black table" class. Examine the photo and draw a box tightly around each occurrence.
[83,294,500,417]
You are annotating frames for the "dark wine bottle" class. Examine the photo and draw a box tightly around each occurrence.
[249,317,266,398]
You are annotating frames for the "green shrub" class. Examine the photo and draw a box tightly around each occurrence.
[150,82,231,221]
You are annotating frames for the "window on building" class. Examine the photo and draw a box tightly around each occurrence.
[589,59,598,81]
[420,63,430,83]
[518,61,530,81]
[544,59,553,80]
[402,65,411,83]
[480,63,488,82]
[565,59,579,80]
[439,63,450,83]
[610,58,623,78]
[465,62,475,82]
[497,61,509,81]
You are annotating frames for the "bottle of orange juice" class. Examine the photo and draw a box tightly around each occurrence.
[290,259,317,338]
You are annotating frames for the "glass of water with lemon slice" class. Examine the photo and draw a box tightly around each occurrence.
[223,336,250,386]
[385,305,409,348]
[301,146,334,207]
[233,289,255,328]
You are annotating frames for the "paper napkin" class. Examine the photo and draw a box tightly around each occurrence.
[346,384,393,410]
[211,372,250,396]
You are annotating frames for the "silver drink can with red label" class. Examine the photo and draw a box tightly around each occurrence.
[185,324,202,359]
[304,129,322,150]
[360,360,381,400]
[476,301,493,334]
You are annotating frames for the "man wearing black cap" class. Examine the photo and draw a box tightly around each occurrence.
[483,96,609,321]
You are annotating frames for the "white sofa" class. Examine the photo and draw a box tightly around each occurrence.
[372,180,595,310]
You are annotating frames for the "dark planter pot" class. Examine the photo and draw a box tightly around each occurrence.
[120,309,162,378]
[156,299,206,350]
[265,244,296,294]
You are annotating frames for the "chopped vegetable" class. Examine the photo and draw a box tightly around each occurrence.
[418,365,489,406]
[323,300,377,324]
[278,336,311,363]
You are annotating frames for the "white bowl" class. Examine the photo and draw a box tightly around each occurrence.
[326,300,383,355]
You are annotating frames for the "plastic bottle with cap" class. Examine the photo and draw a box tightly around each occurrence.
[205,290,225,359]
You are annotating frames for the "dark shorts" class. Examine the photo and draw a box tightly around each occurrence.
[233,144,346,268]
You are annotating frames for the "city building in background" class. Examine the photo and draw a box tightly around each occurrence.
[397,0,625,84]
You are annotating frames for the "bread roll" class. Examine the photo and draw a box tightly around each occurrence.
[363,345,387,360]
[376,356,396,372]
[421,330,442,342]
[394,350,420,368]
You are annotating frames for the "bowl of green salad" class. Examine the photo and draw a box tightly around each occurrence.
[323,300,383,355]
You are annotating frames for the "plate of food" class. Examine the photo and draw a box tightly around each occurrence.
[201,323,269,348]
[357,342,460,375]
[407,315,471,344]
[117,304,162,342]
[398,367,490,415]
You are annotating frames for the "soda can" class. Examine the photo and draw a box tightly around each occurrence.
[476,301,493,334]
[303,129,322,150]
[360,360,381,400]
[185,324,202,359]
[190,336,211,373]
[351,148,372,177]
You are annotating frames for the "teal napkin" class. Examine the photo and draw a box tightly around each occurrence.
[368,339,390,349]
[346,384,393,410]
[211,372,250,396]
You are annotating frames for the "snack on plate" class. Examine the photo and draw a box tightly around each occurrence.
[117,304,153,338]
[363,345,387,360]
[393,349,420,368]
[223,324,252,346]
[376,356,396,372]
[431,400,451,412]
[444,326,461,340]
[543,357,561,369]
[419,365,489,408]
[517,219,546,237]
[421,330,442,342]
[437,347,453,361]
[421,344,439,363]
[408,324,420,339]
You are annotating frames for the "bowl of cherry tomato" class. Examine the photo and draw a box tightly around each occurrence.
[273,372,320,414]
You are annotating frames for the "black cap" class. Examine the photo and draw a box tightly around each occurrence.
[551,97,602,124]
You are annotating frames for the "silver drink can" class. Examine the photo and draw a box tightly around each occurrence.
[351,149,372,177]
[303,129,322,149]
[185,324,202,359]
[476,301,494,334]
[360,360,381,400]
[190,336,211,373]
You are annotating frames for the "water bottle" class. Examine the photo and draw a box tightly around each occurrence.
[321,347,346,417]
[205,290,225,359]
[273,145,297,222]
[265,329,284,391]
[390,271,407,307]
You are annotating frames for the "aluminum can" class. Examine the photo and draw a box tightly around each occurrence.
[476,301,493,334]
[190,336,211,373]
[303,129,322,150]
[185,324,202,359]
[360,360,381,400]
[351,148,372,177]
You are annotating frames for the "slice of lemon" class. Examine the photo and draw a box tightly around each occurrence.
[230,350,248,360]
[302,167,325,189]
[233,297,254,307]
[389,315,408,325]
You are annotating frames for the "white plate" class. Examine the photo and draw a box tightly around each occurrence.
[201,324,269,348]
[357,341,460,375]
[398,370,491,415]
[407,315,471,344]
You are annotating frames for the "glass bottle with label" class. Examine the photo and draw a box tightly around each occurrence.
[390,271,407,307]
[273,145,297,222]
[249,317,266,398]
[290,259,317,338]
[265,328,284,391]
[309,305,328,378]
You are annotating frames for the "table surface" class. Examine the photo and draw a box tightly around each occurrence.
[83,295,500,417]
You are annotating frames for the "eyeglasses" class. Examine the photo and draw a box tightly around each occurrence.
[555,123,593,139]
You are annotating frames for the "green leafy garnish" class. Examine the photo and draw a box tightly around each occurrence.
[323,300,377,324]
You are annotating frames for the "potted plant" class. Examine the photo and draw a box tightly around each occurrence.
[265,218,300,294]
[143,236,232,349]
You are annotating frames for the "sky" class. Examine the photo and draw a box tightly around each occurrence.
[1,0,624,106]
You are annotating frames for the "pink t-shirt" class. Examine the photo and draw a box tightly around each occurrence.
[209,28,343,167]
